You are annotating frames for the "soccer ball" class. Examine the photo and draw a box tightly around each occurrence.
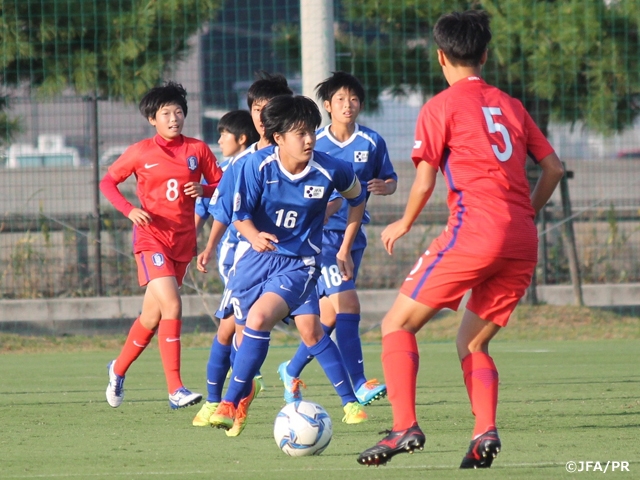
[274,400,333,456]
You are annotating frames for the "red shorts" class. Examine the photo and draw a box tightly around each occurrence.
[135,249,190,287]
[400,245,535,327]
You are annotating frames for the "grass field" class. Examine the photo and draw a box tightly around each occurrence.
[1,307,639,479]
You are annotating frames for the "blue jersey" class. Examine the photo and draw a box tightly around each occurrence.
[316,124,397,239]
[232,147,359,258]
[195,147,255,220]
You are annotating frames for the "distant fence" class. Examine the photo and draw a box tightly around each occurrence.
[1,1,640,304]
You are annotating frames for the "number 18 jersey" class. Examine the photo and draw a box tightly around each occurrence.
[412,76,555,261]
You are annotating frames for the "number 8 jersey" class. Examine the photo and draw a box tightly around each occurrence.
[412,76,555,261]
[108,135,222,261]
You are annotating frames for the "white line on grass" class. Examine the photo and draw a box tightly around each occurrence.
[2,461,576,478]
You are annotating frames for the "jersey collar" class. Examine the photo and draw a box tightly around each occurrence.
[321,123,360,149]
[154,134,184,148]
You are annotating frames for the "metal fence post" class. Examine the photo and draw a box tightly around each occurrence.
[560,166,583,306]
[89,95,103,296]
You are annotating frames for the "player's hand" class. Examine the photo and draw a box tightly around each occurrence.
[127,208,152,226]
[367,178,390,195]
[251,232,278,253]
[336,250,354,281]
[184,182,203,198]
[381,219,410,255]
[196,248,213,273]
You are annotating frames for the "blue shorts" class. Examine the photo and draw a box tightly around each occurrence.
[216,230,239,285]
[293,231,364,316]
[215,245,320,325]
[317,230,364,297]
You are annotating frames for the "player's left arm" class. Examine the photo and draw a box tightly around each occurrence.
[523,110,565,214]
[336,175,366,280]
[531,152,564,214]
[367,136,398,196]
[185,144,222,198]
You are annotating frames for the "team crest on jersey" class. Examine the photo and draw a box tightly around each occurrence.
[354,151,369,163]
[304,185,325,199]
[186,155,198,171]
[151,253,165,267]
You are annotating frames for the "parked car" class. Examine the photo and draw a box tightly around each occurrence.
[7,134,81,168]
[616,149,640,159]
[99,145,129,166]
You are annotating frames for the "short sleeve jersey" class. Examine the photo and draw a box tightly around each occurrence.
[316,124,397,248]
[232,147,358,257]
[412,76,555,260]
[195,144,257,221]
[108,134,222,261]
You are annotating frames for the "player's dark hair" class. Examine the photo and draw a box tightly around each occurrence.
[246,71,293,109]
[315,71,365,104]
[433,10,492,67]
[139,81,188,119]
[261,95,322,144]
[217,110,260,147]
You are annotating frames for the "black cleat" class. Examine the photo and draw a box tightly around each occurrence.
[357,426,426,466]
[459,430,501,469]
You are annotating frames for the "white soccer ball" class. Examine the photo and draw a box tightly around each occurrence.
[274,400,333,456]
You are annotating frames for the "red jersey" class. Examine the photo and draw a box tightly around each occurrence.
[412,76,555,260]
[107,134,222,261]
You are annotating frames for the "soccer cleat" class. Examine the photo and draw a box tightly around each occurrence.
[278,361,305,403]
[254,374,265,396]
[459,430,501,469]
[226,379,261,437]
[342,401,368,424]
[192,401,219,426]
[210,400,236,430]
[106,360,125,408]
[357,425,426,466]
[355,379,387,406]
[168,387,203,410]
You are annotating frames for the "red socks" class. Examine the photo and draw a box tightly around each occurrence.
[157,319,183,394]
[114,317,155,377]
[461,352,499,437]
[382,330,419,431]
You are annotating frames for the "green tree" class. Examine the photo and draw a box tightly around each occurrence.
[0,0,222,145]
[339,0,640,135]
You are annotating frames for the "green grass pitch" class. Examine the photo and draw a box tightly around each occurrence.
[1,340,638,479]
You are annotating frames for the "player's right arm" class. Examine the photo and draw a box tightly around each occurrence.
[99,144,152,226]
[231,156,278,253]
[381,160,437,255]
[196,219,228,273]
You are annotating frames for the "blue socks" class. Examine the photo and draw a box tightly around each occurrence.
[309,333,356,405]
[205,336,231,403]
[223,327,270,406]
[287,323,334,377]
[335,313,366,391]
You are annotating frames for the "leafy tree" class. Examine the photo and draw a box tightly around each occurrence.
[0,0,222,145]
[338,0,640,135]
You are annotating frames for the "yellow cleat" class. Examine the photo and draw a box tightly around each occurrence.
[342,401,368,424]
[192,401,219,427]
[210,401,235,430]
[226,379,261,437]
